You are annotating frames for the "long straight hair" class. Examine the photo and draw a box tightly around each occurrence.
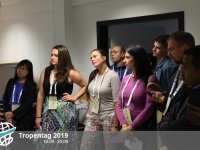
[50,45,74,83]
[126,44,152,84]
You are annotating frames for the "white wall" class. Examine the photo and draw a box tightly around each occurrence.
[65,0,77,68]
[73,0,200,80]
[0,0,66,92]
[65,0,81,93]
[1,0,200,93]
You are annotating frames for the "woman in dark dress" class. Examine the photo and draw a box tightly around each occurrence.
[3,59,37,131]
[36,45,87,131]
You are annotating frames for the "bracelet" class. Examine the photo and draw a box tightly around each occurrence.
[36,117,42,118]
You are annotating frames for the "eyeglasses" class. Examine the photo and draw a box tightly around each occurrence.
[17,66,28,71]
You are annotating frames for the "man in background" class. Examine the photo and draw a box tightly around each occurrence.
[157,46,200,150]
[153,31,195,115]
[153,31,195,123]
[152,35,177,94]
[110,45,131,81]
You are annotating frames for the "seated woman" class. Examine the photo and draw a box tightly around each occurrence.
[3,59,37,131]
[117,44,160,131]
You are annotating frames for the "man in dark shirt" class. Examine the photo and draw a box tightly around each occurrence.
[157,45,200,150]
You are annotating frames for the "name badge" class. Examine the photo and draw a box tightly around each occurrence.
[123,108,132,125]
[12,104,20,111]
[48,96,58,110]
[91,98,100,114]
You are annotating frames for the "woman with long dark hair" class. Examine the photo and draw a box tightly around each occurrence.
[117,44,159,131]
[36,45,87,131]
[83,48,120,132]
[81,48,120,150]
[3,59,37,131]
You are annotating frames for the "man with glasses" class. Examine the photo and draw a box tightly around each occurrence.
[152,31,195,124]
[157,45,200,150]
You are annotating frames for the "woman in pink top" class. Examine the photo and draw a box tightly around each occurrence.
[117,44,160,131]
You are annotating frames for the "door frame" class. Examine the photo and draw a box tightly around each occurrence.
[97,11,184,51]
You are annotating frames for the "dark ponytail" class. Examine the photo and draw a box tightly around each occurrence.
[86,69,98,99]
[86,48,109,99]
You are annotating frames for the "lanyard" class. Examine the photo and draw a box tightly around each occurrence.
[170,81,183,99]
[123,69,128,77]
[12,84,23,103]
[49,70,57,95]
[169,66,183,98]
[163,66,183,115]
[121,74,140,108]
[112,66,127,79]
[92,67,109,99]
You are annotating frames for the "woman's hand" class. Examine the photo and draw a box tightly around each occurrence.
[35,118,42,129]
[6,118,12,124]
[110,126,118,132]
[62,93,77,101]
[151,91,165,103]
[5,112,13,124]
[5,112,13,120]
[121,124,132,132]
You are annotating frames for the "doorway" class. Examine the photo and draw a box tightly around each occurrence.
[97,11,184,64]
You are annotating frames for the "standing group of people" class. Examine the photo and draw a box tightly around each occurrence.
[2,30,200,148]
